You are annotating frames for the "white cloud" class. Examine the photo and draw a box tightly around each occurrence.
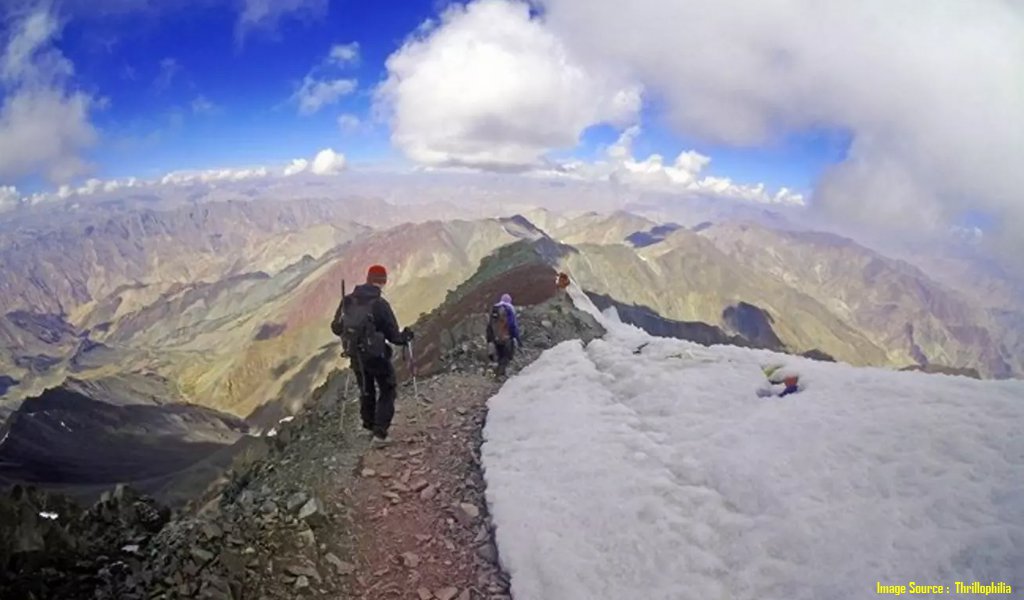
[337,113,361,133]
[290,44,361,115]
[292,76,357,115]
[375,0,641,170]
[10,148,349,207]
[191,95,219,115]
[309,148,346,175]
[0,8,99,184]
[545,126,804,205]
[0,10,71,81]
[328,42,359,66]
[153,57,179,91]
[160,166,270,186]
[283,158,309,176]
[236,0,327,43]
[281,148,347,175]
[0,185,19,211]
[534,0,1024,248]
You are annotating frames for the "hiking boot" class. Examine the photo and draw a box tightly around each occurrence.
[370,427,390,446]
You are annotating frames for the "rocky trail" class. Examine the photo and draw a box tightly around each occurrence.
[341,372,509,600]
[0,295,602,599]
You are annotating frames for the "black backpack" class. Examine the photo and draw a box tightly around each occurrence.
[489,305,511,342]
[334,293,384,358]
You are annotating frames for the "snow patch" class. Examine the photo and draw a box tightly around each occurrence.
[39,511,59,520]
[265,415,296,438]
[482,332,1024,600]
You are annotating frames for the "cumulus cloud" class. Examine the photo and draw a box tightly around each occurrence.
[376,0,641,170]
[328,42,359,66]
[21,168,266,195]
[310,148,346,175]
[281,148,346,176]
[160,167,270,186]
[337,113,361,133]
[236,0,327,43]
[290,44,360,115]
[292,77,356,115]
[0,8,99,184]
[282,158,309,176]
[546,126,804,205]
[13,147,349,208]
[535,0,1024,248]
[63,176,143,196]
[8,174,160,208]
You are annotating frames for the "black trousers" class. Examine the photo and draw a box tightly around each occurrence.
[353,356,397,432]
[494,340,514,376]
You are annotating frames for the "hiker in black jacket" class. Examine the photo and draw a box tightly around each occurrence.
[331,264,412,444]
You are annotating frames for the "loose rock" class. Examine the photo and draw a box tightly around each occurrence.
[456,503,480,526]
[285,492,309,513]
[324,553,355,575]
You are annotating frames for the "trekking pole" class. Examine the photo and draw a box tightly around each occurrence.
[407,340,419,400]
[337,278,355,430]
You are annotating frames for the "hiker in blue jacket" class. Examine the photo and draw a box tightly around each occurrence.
[486,293,520,378]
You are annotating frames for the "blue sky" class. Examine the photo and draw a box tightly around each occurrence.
[64,0,434,178]
[0,0,852,198]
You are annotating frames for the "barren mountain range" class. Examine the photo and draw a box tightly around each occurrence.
[2,199,1021,422]
[536,210,1023,378]
[0,195,1022,504]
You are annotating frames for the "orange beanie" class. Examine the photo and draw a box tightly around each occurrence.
[367,264,388,284]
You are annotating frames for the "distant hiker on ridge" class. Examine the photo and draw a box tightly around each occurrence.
[331,264,413,445]
[486,293,520,379]
[556,272,570,293]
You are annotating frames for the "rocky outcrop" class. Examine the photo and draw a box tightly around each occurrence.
[0,375,17,395]
[0,383,359,599]
[0,483,170,598]
[587,293,841,363]
[899,364,982,379]
[721,302,785,349]
[0,378,249,507]
[588,293,763,349]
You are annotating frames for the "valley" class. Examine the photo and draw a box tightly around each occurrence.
[1,195,1022,509]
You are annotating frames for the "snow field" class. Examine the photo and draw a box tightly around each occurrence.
[482,318,1024,600]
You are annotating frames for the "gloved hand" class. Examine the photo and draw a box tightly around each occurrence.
[401,327,414,344]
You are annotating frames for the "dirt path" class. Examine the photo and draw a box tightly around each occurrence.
[337,373,513,600]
